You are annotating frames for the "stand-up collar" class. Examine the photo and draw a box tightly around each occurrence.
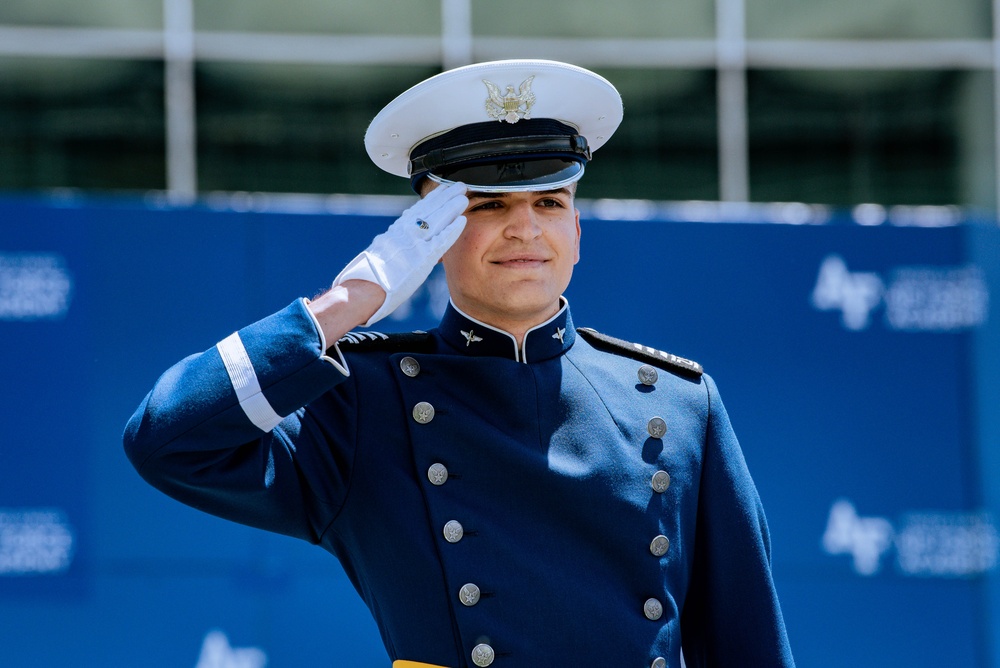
[438,298,575,363]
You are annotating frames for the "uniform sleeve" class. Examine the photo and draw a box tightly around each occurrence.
[680,374,795,667]
[122,299,355,543]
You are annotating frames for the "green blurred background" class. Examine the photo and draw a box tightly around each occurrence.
[0,0,995,207]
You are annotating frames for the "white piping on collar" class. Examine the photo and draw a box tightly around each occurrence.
[448,297,569,364]
[521,297,570,364]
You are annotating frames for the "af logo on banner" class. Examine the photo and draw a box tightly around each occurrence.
[0,509,75,575]
[0,252,73,320]
[811,254,989,332]
[822,499,999,577]
[195,630,267,668]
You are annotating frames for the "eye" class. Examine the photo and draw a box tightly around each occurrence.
[469,200,503,212]
[537,198,565,208]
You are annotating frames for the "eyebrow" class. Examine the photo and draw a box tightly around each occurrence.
[467,187,573,200]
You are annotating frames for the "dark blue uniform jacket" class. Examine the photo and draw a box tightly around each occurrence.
[123,298,794,668]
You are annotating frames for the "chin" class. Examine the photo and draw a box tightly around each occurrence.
[499,294,561,319]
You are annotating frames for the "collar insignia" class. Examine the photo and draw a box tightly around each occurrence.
[483,75,536,123]
[552,327,566,344]
[461,329,484,346]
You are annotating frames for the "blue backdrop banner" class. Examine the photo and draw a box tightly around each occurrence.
[0,196,996,667]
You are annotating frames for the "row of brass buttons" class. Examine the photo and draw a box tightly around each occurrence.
[406,357,671,667]
[642,365,669,668]
[402,357,496,666]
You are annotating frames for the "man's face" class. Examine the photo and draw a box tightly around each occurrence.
[440,186,581,330]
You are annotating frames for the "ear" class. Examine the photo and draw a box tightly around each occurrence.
[573,208,581,265]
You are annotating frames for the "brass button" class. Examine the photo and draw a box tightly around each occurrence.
[651,470,671,493]
[644,597,664,621]
[412,401,435,424]
[471,643,495,667]
[427,463,448,485]
[647,416,667,439]
[459,583,481,606]
[400,356,421,377]
[443,520,464,543]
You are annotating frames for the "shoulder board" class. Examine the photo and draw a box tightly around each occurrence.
[336,329,435,353]
[576,327,703,378]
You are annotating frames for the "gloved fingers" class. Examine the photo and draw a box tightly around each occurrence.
[428,214,467,256]
[333,182,468,327]
[420,193,469,238]
[402,182,468,237]
[379,212,464,267]
[414,180,467,212]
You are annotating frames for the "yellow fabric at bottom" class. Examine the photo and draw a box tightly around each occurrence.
[393,662,450,668]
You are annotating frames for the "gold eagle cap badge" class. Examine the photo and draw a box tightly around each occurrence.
[483,75,536,123]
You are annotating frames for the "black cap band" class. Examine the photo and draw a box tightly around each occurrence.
[408,118,591,192]
[410,134,591,175]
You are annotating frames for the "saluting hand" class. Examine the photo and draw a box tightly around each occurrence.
[332,181,468,326]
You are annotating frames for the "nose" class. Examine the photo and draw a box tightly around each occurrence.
[503,201,543,241]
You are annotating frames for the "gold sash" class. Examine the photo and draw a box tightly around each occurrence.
[392,662,449,668]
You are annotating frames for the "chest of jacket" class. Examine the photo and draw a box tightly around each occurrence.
[318,340,708,665]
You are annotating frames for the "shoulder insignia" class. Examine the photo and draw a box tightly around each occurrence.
[336,330,434,353]
[576,327,703,378]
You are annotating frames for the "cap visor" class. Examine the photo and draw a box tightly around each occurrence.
[425,158,585,193]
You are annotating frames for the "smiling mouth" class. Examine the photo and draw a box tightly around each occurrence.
[492,259,548,268]
[492,256,548,264]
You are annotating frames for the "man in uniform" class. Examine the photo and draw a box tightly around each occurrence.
[124,60,794,667]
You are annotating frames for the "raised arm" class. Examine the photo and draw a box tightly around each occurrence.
[122,183,468,540]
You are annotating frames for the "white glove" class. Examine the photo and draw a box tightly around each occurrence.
[333,181,468,326]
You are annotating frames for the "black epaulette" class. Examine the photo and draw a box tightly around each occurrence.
[576,327,703,378]
[335,330,435,353]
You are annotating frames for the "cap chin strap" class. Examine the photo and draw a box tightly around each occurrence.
[425,165,585,193]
